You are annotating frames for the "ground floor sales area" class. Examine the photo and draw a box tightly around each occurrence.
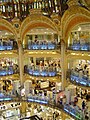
[0,102,74,120]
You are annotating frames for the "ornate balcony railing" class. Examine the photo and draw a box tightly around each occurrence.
[0,65,19,76]
[67,43,90,51]
[24,42,61,50]
[24,65,61,77]
[0,40,18,51]
[0,93,84,120]
[67,70,90,87]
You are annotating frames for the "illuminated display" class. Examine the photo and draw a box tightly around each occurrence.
[70,74,90,87]
[0,93,12,101]
[27,69,56,77]
[0,69,14,76]
[71,44,90,51]
[64,104,83,120]
[28,44,56,50]
[28,96,48,104]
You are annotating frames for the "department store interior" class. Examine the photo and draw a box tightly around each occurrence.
[0,0,90,120]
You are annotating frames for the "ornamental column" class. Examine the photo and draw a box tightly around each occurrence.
[61,39,67,90]
[20,102,27,116]
[18,39,24,86]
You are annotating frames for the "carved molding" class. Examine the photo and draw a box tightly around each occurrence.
[61,6,90,41]
[65,15,90,41]
[20,14,59,41]
[0,18,17,39]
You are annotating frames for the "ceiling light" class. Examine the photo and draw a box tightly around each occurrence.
[78,27,81,31]
[82,53,84,56]
[29,52,33,54]
[71,53,75,55]
[9,52,12,54]
[52,52,56,54]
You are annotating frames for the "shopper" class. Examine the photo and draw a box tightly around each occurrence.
[82,100,86,112]
[85,112,89,120]
[53,112,56,120]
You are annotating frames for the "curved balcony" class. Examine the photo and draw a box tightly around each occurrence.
[0,93,12,101]
[28,95,49,104]
[69,71,90,87]
[0,65,19,76]
[24,65,61,77]
[24,41,60,50]
[67,43,90,51]
[64,104,83,120]
[0,40,18,51]
[0,93,83,120]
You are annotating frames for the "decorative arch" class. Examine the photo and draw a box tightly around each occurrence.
[0,18,17,37]
[20,14,59,41]
[61,6,90,42]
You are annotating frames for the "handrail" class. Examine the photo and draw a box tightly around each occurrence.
[67,43,90,51]
[24,44,61,50]
[0,96,84,120]
[67,70,90,87]
[0,66,19,76]
[24,66,61,77]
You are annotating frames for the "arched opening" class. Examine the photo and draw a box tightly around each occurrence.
[67,22,90,51]
[23,27,59,50]
[20,15,58,41]
[0,30,18,51]
[67,22,90,87]
[23,26,61,79]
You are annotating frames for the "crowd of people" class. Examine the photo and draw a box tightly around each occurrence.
[0,39,18,50]
[24,59,61,73]
[28,39,58,45]
[26,39,60,50]
[72,60,90,77]
[0,58,19,76]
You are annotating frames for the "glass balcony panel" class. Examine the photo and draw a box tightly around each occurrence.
[24,65,59,77]
[0,40,17,51]
[26,41,58,50]
[0,66,18,76]
[68,43,90,51]
[70,71,90,87]
[40,44,47,50]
